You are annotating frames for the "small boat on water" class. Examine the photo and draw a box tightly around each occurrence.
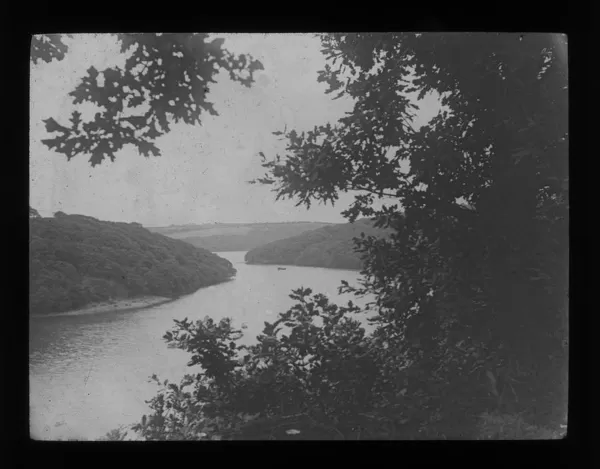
[277,267,287,271]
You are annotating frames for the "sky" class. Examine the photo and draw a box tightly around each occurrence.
[30,34,441,226]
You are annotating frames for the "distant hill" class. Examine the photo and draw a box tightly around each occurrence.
[146,222,335,252]
[29,213,236,315]
[244,218,390,270]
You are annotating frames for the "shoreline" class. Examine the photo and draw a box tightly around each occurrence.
[30,296,175,319]
[244,261,362,272]
[30,277,237,319]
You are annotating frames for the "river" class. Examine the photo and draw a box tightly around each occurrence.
[29,251,375,440]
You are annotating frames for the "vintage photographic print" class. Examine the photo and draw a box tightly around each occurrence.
[29,33,568,441]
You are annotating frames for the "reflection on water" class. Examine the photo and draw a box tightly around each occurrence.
[29,252,373,440]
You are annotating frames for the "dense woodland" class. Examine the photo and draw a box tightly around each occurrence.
[244,218,389,270]
[33,33,568,441]
[29,212,236,315]
[148,222,333,252]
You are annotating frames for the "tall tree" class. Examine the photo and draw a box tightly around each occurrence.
[31,33,263,166]
[253,33,568,427]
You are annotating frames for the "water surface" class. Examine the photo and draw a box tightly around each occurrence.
[29,252,374,440]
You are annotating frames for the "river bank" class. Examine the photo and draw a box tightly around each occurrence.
[244,261,361,272]
[29,252,372,440]
[30,296,175,319]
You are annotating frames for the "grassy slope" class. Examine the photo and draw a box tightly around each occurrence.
[244,219,391,270]
[146,222,336,252]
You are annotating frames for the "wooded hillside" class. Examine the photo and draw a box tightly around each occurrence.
[30,212,237,315]
[244,218,390,270]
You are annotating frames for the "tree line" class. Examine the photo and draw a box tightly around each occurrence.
[29,212,236,315]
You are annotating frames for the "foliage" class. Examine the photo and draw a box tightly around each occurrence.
[100,426,130,441]
[128,285,567,441]
[31,35,70,64]
[29,212,236,315]
[250,33,568,433]
[244,218,391,270]
[128,288,426,440]
[77,32,566,440]
[31,33,263,166]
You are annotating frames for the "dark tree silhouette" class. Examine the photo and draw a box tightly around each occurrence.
[31,35,70,64]
[253,32,568,430]
[31,33,263,166]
